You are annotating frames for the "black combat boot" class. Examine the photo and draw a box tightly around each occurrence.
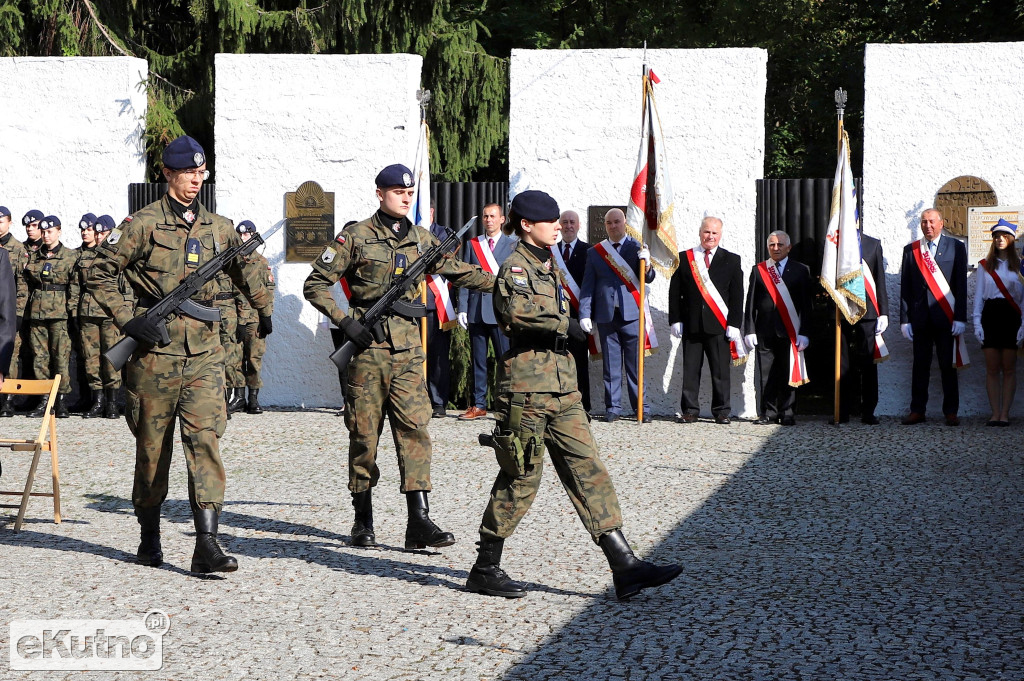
[0,394,14,417]
[350,489,375,547]
[227,388,247,414]
[104,388,120,419]
[27,398,47,418]
[53,394,69,419]
[404,490,455,549]
[82,389,105,418]
[598,530,682,600]
[466,537,527,598]
[190,508,238,573]
[135,506,163,567]
[245,388,262,415]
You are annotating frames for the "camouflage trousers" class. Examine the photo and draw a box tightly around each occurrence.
[79,316,122,389]
[238,320,265,388]
[217,307,244,388]
[8,320,23,379]
[345,346,432,494]
[28,319,71,393]
[480,390,622,542]
[124,347,228,513]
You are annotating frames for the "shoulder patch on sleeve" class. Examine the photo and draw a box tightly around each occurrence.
[510,266,524,273]
[103,229,123,248]
[321,247,336,264]
[336,234,346,245]
[123,215,133,223]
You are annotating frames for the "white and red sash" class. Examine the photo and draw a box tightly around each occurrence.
[912,240,968,368]
[469,234,500,275]
[756,260,809,387]
[426,274,458,330]
[979,259,1022,315]
[685,248,747,365]
[593,239,659,353]
[861,262,890,363]
[551,245,601,358]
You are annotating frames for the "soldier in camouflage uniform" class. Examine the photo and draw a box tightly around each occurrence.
[465,190,682,601]
[303,163,495,550]
[0,206,29,417]
[235,220,274,414]
[213,268,246,415]
[24,215,79,418]
[87,135,273,574]
[74,214,124,419]
[22,210,44,254]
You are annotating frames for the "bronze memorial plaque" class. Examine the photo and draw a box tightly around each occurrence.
[587,205,627,244]
[934,176,997,238]
[285,181,335,263]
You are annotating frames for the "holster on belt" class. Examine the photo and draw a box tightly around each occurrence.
[479,394,544,479]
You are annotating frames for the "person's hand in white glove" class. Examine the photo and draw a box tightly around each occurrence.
[744,333,758,349]
[580,318,593,334]
[901,323,914,341]
[951,321,965,336]
[726,325,741,342]
[975,323,984,344]
[457,312,468,330]
[876,315,888,335]
[796,335,809,351]
[670,322,683,338]
[638,246,650,262]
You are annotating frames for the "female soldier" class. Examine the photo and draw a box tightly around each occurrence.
[466,189,681,600]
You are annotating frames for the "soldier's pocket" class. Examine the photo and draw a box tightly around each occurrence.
[147,229,186,274]
[354,243,391,285]
[124,387,141,437]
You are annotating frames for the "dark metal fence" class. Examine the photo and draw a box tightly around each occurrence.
[432,181,508,238]
[129,183,216,213]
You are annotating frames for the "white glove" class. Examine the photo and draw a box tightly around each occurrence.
[796,335,809,351]
[1017,324,1024,346]
[951,321,965,337]
[638,246,650,262]
[975,324,984,344]
[901,323,913,341]
[876,315,888,335]
[726,325,741,342]
[744,333,758,349]
[457,312,468,330]
[670,322,683,338]
[580,318,593,334]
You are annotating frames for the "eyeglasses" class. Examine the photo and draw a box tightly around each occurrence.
[175,169,210,181]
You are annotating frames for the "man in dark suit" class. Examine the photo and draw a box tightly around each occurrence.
[837,231,888,424]
[580,208,655,422]
[425,204,458,418]
[668,216,743,424]
[457,202,515,420]
[743,230,811,426]
[899,208,967,426]
[0,247,16,390]
[558,209,592,412]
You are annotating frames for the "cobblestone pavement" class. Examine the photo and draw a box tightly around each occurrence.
[1,408,1022,680]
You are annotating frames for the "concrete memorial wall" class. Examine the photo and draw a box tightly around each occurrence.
[509,48,768,417]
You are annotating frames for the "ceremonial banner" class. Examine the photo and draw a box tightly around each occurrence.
[410,120,431,229]
[426,274,457,331]
[820,130,867,324]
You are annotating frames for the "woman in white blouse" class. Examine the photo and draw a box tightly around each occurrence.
[972,219,1024,426]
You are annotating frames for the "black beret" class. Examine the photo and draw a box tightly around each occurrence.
[510,190,560,222]
[162,135,206,170]
[0,206,10,219]
[22,209,44,226]
[95,215,115,232]
[39,215,61,229]
[375,164,415,189]
[79,213,97,229]
[236,220,256,234]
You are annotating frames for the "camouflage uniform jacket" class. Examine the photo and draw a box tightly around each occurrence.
[237,251,275,324]
[24,243,80,321]
[74,245,120,319]
[87,195,273,356]
[0,233,29,316]
[304,212,494,351]
[494,241,578,394]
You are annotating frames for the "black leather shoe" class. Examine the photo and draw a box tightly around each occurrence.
[714,415,731,425]
[466,537,527,598]
[901,412,926,425]
[677,413,698,423]
[779,416,796,426]
[404,491,455,549]
[245,388,263,414]
[753,416,773,425]
[27,399,47,418]
[82,390,105,419]
[350,489,376,547]
[53,394,69,419]
[604,413,619,423]
[104,388,120,419]
[227,388,247,414]
[190,509,238,573]
[861,414,880,425]
[135,506,163,567]
[432,406,445,418]
[0,394,14,417]
[599,530,682,600]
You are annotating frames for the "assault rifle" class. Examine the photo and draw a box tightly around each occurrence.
[329,216,477,372]
[104,221,283,370]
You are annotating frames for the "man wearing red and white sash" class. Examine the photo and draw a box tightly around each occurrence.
[580,208,655,422]
[899,209,967,426]
[557,209,593,413]
[668,216,744,425]
[425,206,460,417]
[457,203,515,420]
[743,231,811,426]
[837,231,889,425]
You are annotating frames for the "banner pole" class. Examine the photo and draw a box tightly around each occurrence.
[832,88,847,425]
[637,68,648,424]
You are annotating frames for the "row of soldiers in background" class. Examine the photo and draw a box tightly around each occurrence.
[0,206,272,419]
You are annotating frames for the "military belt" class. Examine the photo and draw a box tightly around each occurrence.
[214,292,235,301]
[511,334,569,354]
[40,284,68,292]
[137,295,216,308]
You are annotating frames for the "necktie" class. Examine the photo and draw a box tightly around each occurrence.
[488,237,494,251]
[928,240,936,257]
[613,242,621,252]
[563,243,570,261]
[704,250,711,269]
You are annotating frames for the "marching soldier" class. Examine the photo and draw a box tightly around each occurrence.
[235,220,275,414]
[24,215,79,418]
[0,206,29,417]
[87,135,273,574]
[303,163,494,550]
[465,189,682,600]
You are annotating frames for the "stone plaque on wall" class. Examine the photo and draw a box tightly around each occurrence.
[285,181,335,263]
[586,205,626,244]
[967,205,1024,265]
[934,176,997,237]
